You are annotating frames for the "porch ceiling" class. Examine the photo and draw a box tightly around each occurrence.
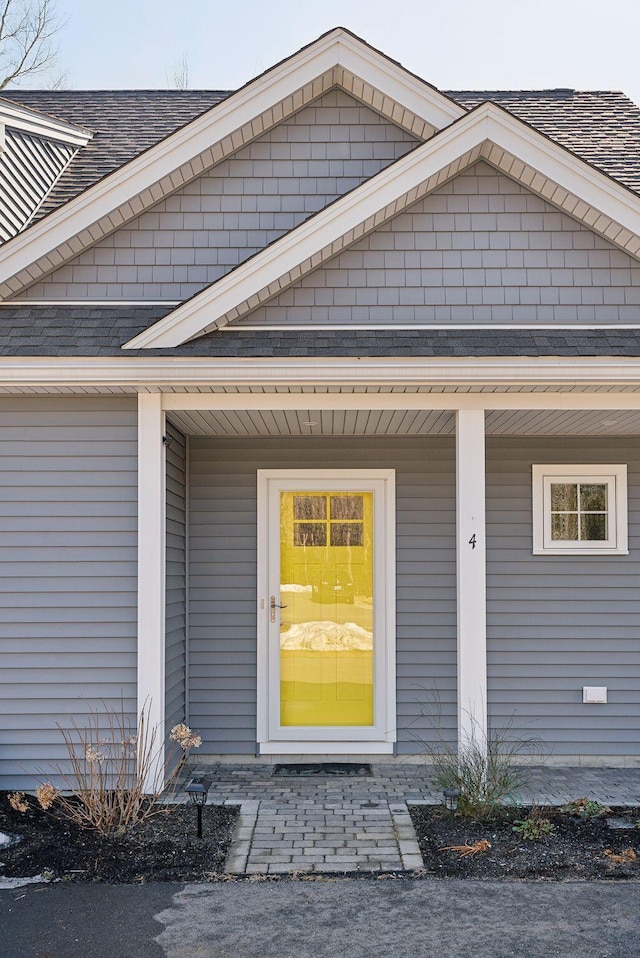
[167,407,640,437]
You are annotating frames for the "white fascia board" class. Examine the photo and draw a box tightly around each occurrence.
[0,100,92,147]
[335,31,464,128]
[1,355,640,391]
[483,106,640,242]
[126,102,640,350]
[0,29,460,290]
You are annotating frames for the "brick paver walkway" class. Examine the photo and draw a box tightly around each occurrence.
[185,763,640,875]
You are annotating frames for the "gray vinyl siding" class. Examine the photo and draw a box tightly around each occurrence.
[20,90,418,301]
[486,437,640,757]
[0,397,138,789]
[237,161,640,327]
[165,423,187,744]
[188,438,456,755]
[0,129,76,243]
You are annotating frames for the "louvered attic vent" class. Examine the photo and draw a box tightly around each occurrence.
[0,98,92,243]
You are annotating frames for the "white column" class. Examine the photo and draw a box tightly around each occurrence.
[455,409,487,753]
[137,393,166,789]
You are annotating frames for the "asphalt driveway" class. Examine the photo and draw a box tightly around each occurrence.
[2,878,639,958]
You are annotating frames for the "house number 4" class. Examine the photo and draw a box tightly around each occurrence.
[468,534,477,549]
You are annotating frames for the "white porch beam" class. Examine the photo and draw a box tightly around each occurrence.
[137,393,167,790]
[162,392,640,412]
[456,409,487,754]
[2,356,640,389]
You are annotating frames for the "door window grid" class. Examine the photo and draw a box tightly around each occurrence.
[293,494,364,547]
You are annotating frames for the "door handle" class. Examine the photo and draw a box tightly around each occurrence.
[270,595,288,623]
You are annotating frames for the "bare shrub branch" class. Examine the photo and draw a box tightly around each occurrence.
[169,54,189,90]
[35,698,201,836]
[0,0,65,90]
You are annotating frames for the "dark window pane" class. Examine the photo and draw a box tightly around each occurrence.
[551,513,578,541]
[294,496,326,520]
[330,522,364,546]
[581,513,607,541]
[294,523,327,546]
[580,484,607,512]
[330,495,364,520]
[550,483,577,511]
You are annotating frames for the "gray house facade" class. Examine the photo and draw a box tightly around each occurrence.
[1,29,640,788]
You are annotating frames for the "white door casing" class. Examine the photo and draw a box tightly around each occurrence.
[256,469,396,754]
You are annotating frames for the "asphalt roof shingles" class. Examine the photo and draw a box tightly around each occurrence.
[0,90,228,219]
[1,305,639,357]
[2,86,640,220]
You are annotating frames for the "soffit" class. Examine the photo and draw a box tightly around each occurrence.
[166,406,640,436]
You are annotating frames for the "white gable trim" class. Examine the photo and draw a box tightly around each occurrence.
[0,29,463,299]
[125,102,640,349]
[0,99,92,149]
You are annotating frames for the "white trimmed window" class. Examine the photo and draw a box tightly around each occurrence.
[532,465,628,556]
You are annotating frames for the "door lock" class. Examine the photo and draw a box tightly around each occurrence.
[270,595,288,623]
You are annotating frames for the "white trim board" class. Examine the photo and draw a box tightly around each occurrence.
[2,356,640,389]
[136,393,167,790]
[162,393,640,412]
[1,354,640,388]
[456,410,487,752]
[220,324,640,332]
[125,101,640,348]
[0,99,92,148]
[0,301,181,307]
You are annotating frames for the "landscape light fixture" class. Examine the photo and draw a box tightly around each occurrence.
[185,777,212,838]
[443,787,461,814]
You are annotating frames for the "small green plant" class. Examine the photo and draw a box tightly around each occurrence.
[513,805,555,840]
[561,797,611,819]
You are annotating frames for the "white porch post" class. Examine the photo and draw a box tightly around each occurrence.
[137,393,166,788]
[455,409,487,753]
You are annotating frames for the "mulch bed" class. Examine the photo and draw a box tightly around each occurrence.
[0,793,238,883]
[409,804,640,880]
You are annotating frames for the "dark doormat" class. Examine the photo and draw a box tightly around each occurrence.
[273,762,372,777]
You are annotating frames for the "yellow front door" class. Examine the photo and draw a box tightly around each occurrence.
[279,491,374,727]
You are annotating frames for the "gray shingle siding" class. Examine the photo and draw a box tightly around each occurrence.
[486,437,640,757]
[19,90,418,301]
[187,437,457,756]
[238,162,640,327]
[0,397,138,789]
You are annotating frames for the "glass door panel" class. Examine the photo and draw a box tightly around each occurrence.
[279,490,374,726]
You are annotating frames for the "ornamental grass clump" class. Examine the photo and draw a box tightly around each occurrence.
[26,700,202,836]
[426,711,542,820]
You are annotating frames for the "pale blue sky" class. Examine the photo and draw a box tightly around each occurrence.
[37,0,640,107]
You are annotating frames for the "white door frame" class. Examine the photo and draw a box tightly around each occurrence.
[256,469,396,754]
